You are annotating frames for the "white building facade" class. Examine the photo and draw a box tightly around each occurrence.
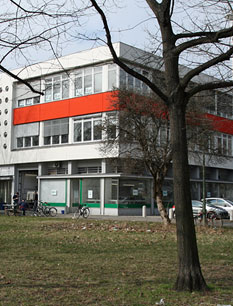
[0,42,233,215]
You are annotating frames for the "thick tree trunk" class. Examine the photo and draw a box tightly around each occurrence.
[169,102,209,291]
[154,179,171,226]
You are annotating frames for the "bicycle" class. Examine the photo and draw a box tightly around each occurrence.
[34,201,57,217]
[5,204,23,216]
[73,205,90,219]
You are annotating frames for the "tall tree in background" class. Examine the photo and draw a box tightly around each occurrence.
[89,0,233,291]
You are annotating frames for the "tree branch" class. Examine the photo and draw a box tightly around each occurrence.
[174,27,233,55]
[90,0,168,103]
[181,46,233,89]
[187,80,233,99]
[0,64,43,95]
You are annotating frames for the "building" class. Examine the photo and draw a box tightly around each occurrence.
[0,42,233,215]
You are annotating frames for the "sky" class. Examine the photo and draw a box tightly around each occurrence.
[1,0,155,70]
[1,0,232,79]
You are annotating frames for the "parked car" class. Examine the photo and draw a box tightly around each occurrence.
[203,198,233,217]
[172,200,229,219]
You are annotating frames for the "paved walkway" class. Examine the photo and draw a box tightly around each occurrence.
[58,213,167,223]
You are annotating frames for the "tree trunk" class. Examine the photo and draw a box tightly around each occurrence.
[169,102,209,291]
[154,179,171,226]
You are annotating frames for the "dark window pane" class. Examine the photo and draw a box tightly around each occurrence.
[84,121,91,141]
[44,136,51,145]
[17,137,23,148]
[32,136,39,146]
[74,122,82,142]
[25,137,31,147]
[61,134,68,143]
[52,135,59,144]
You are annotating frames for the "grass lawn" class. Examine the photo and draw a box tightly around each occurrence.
[0,216,232,305]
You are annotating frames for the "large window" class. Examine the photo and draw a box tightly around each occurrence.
[45,74,69,102]
[74,66,103,97]
[82,178,100,204]
[119,179,151,205]
[119,67,150,93]
[74,116,102,143]
[44,118,69,145]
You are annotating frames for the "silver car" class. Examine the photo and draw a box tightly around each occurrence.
[204,198,233,217]
[173,200,229,219]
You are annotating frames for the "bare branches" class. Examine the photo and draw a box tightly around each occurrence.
[174,26,233,54]
[187,80,233,99]
[90,0,168,103]
[181,46,233,90]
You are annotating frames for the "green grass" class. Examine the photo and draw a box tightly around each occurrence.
[0,216,232,305]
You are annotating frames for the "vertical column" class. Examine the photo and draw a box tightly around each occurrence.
[100,159,106,215]
[66,161,72,212]
[37,163,42,201]
[39,121,43,146]
[66,179,71,213]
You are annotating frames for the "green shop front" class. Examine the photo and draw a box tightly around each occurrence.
[39,176,153,215]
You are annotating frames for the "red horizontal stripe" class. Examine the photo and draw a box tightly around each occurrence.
[205,113,233,135]
[13,91,117,125]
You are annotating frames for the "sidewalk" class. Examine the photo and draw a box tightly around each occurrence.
[57,213,166,223]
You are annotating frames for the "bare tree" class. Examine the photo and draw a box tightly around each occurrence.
[89,0,233,291]
[101,89,172,226]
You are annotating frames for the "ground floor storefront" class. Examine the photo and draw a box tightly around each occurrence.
[1,162,233,215]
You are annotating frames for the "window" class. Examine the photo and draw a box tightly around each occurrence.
[108,64,117,90]
[83,121,92,141]
[45,74,69,102]
[32,136,39,146]
[73,116,102,143]
[94,67,102,93]
[18,96,40,107]
[93,120,102,140]
[84,68,92,95]
[17,137,23,148]
[74,122,82,142]
[119,67,150,93]
[106,113,117,139]
[43,118,69,145]
[16,136,39,148]
[215,133,233,156]
[74,66,103,97]
[25,137,31,147]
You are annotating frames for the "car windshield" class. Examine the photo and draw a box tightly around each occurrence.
[224,199,233,206]
[192,201,202,207]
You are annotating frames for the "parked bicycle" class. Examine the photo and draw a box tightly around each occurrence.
[73,205,90,219]
[5,204,23,216]
[34,201,57,217]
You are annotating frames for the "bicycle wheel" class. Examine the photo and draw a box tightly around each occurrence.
[207,211,216,220]
[35,207,44,217]
[7,209,14,216]
[83,207,90,219]
[49,207,57,217]
[73,208,81,219]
